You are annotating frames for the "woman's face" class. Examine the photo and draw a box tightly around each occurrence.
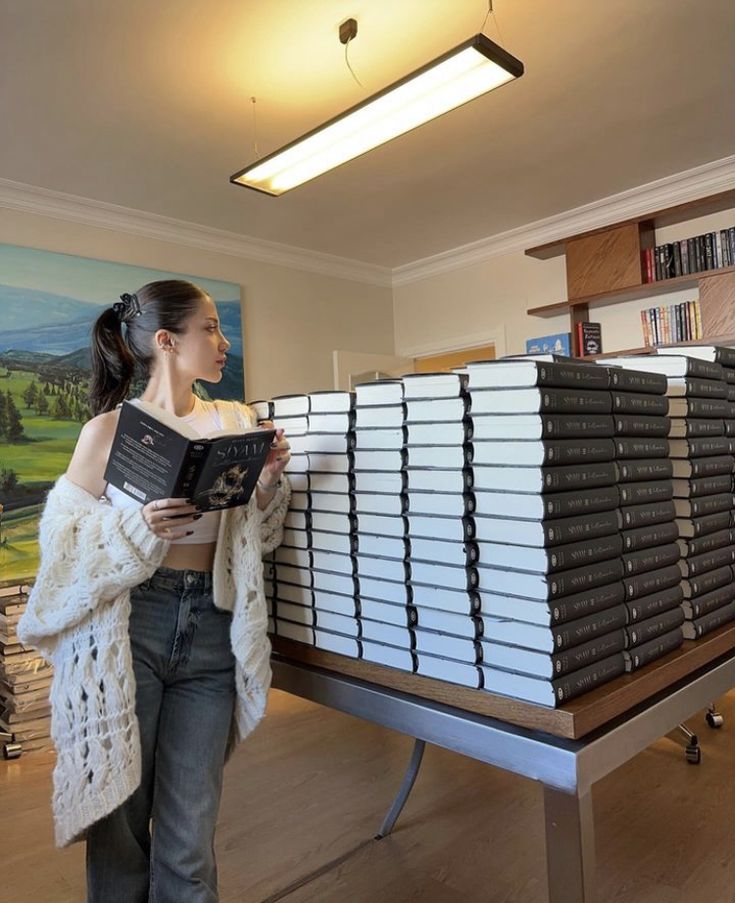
[174,295,231,384]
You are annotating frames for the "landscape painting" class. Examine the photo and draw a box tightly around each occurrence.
[0,243,244,583]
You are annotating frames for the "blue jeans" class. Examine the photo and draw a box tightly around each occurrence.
[86,567,236,903]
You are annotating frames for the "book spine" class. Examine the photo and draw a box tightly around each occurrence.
[553,654,625,704]
[672,242,682,277]
[535,362,611,390]
[687,237,697,274]
[622,542,680,577]
[625,585,683,622]
[626,607,685,648]
[681,545,735,578]
[687,493,734,517]
[546,534,623,573]
[686,455,733,478]
[173,442,209,499]
[541,439,615,466]
[553,607,627,651]
[694,299,702,339]
[645,248,654,283]
[715,231,723,267]
[685,398,728,418]
[679,437,731,457]
[680,528,732,557]
[625,629,683,671]
[618,481,673,506]
[705,233,714,269]
[543,485,620,518]
[614,437,670,458]
[545,510,621,547]
[612,414,669,437]
[608,368,667,394]
[729,227,735,266]
[686,601,735,638]
[541,414,615,439]
[684,565,732,598]
[654,247,662,281]
[540,389,613,414]
[682,418,726,438]
[616,458,673,482]
[549,558,624,600]
[551,582,626,625]
[542,462,618,492]
[611,392,668,416]
[685,584,735,619]
[624,564,682,600]
[640,309,649,346]
[552,630,626,676]
[684,377,727,399]
[622,520,679,552]
[679,474,732,498]
[681,239,690,275]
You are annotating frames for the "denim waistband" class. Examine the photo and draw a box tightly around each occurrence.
[146,566,214,592]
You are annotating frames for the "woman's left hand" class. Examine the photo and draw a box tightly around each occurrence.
[259,423,290,488]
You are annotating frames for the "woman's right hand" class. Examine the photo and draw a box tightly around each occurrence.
[142,497,201,540]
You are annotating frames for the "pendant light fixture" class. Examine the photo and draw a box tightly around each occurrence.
[230,32,523,197]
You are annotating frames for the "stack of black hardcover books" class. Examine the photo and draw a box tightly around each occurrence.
[402,372,482,688]
[352,380,414,671]
[468,358,627,706]
[597,360,685,670]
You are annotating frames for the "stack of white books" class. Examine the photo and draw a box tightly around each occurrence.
[352,380,414,671]
[469,358,628,707]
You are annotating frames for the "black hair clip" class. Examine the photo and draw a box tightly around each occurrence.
[112,292,142,322]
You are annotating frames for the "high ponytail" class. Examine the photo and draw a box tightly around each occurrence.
[88,280,208,416]
[89,307,137,414]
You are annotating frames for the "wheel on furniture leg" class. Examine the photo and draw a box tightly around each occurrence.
[2,741,22,760]
[685,743,701,764]
[706,711,724,729]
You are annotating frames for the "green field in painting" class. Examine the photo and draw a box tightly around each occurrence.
[0,505,42,583]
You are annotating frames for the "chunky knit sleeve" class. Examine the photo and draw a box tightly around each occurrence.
[18,475,169,656]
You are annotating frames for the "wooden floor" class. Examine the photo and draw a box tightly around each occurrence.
[5,688,735,903]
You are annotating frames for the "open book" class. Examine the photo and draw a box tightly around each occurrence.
[104,400,275,511]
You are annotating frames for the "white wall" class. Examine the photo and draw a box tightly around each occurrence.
[0,208,396,400]
[393,208,735,358]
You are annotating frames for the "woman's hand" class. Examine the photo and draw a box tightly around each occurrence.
[142,497,200,540]
[256,424,290,506]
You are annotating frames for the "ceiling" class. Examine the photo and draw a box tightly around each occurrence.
[2,0,734,268]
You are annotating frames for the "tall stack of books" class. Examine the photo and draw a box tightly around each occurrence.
[352,380,413,670]
[608,354,735,639]
[598,362,684,670]
[402,372,481,687]
[468,359,627,706]
[0,584,53,752]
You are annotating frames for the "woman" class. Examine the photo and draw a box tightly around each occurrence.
[18,279,291,903]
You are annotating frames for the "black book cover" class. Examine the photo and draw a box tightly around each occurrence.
[622,520,679,552]
[553,653,625,704]
[687,237,697,273]
[549,558,625,600]
[624,564,682,601]
[675,417,726,438]
[607,368,667,394]
[680,397,728,418]
[552,629,626,676]
[543,534,623,574]
[622,542,680,577]
[704,232,714,269]
[614,437,669,458]
[673,436,733,457]
[684,601,735,639]
[680,511,732,537]
[663,243,675,278]
[679,492,734,518]
[541,462,618,493]
[672,242,682,276]
[613,414,670,437]
[626,607,685,648]
[529,360,612,389]
[618,481,673,506]
[654,246,662,280]
[681,377,728,399]
[542,485,620,518]
[683,455,734,478]
[553,605,627,651]
[684,584,735,619]
[680,545,735,579]
[544,509,621,547]
[626,628,683,670]
[616,458,673,482]
[683,565,733,599]
[579,322,603,356]
[539,439,616,466]
[611,392,669,417]
[620,499,676,529]
[538,414,615,439]
[679,528,732,558]
[534,388,613,414]
[104,400,274,510]
[624,585,684,623]
[551,582,626,625]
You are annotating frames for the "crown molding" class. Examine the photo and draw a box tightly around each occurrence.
[0,178,393,288]
[392,154,735,286]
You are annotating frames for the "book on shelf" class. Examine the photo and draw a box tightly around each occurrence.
[104,400,275,510]
[577,321,603,356]
[272,394,310,417]
[472,461,618,494]
[660,345,735,368]
[471,413,615,441]
[682,601,735,640]
[473,484,620,521]
[604,354,723,380]
[644,227,735,284]
[480,581,625,627]
[477,534,623,575]
[415,653,482,688]
[308,390,355,413]
[467,359,611,391]
[472,508,621,549]
[524,332,572,356]
[478,557,625,602]
[471,387,613,416]
[472,438,615,468]
[401,371,468,399]
[625,585,684,623]
[623,628,683,672]
[682,584,735,620]
[640,300,702,346]
[481,629,626,680]
[354,380,404,407]
[677,528,734,558]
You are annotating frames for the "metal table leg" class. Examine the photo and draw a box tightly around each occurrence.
[543,786,596,903]
[376,738,426,838]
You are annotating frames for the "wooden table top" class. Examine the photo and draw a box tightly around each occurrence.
[271,622,735,740]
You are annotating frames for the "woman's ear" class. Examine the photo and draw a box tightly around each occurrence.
[154,328,176,353]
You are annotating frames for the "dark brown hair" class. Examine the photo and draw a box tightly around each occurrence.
[89,279,208,415]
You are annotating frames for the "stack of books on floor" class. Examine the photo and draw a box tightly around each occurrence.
[267,392,361,656]
[469,359,628,706]
[596,361,685,670]
[0,584,53,752]
[607,352,735,640]
[403,372,481,687]
[352,379,413,670]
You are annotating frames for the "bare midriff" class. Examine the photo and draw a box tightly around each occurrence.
[162,542,217,572]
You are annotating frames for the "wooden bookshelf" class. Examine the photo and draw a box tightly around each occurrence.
[524,191,735,353]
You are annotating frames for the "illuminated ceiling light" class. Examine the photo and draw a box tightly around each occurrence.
[230,33,523,197]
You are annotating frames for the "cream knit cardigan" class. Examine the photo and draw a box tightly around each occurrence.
[18,401,290,848]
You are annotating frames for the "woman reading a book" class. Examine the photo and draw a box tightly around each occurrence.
[18,279,291,903]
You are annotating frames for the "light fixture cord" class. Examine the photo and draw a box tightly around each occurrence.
[344,35,364,88]
[480,0,506,44]
[250,96,260,158]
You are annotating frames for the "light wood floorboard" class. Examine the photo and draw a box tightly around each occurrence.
[4,688,735,902]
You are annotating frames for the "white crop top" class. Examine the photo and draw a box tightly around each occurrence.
[104,396,222,544]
